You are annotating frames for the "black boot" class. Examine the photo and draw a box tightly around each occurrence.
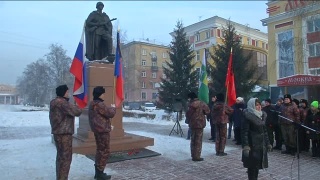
[94,165,111,180]
[248,168,258,180]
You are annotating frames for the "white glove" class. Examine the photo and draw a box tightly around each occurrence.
[111,125,114,130]
[111,104,116,107]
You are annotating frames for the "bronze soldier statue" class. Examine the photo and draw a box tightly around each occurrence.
[85,2,116,62]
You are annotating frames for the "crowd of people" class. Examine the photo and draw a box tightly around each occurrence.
[186,92,320,180]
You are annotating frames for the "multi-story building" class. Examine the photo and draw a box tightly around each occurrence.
[170,16,269,89]
[261,0,320,102]
[122,41,169,103]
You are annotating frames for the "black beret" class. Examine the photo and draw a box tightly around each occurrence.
[93,86,105,98]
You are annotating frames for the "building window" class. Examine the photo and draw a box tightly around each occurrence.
[196,50,200,61]
[195,33,200,42]
[247,37,251,45]
[262,42,265,49]
[307,17,320,33]
[310,69,320,75]
[141,60,146,66]
[217,29,221,37]
[152,72,157,78]
[162,52,167,58]
[142,49,147,55]
[141,92,146,100]
[205,30,210,39]
[308,43,320,57]
[152,61,157,66]
[141,81,146,88]
[256,40,259,47]
[162,73,166,79]
[141,71,146,77]
[152,93,158,99]
[278,30,294,78]
[150,51,157,58]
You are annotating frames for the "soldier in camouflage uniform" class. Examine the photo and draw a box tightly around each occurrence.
[279,94,300,155]
[89,86,116,180]
[211,93,233,156]
[186,92,210,161]
[299,99,309,152]
[49,85,82,180]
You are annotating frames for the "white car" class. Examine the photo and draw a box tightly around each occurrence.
[143,103,156,112]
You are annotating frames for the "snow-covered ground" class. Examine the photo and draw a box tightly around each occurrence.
[0,105,235,179]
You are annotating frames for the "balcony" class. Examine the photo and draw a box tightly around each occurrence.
[151,55,157,61]
[151,66,158,71]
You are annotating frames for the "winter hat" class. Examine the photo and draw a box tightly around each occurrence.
[293,99,300,106]
[93,86,105,98]
[265,98,271,104]
[56,85,68,97]
[284,94,292,102]
[187,92,197,99]
[311,101,319,109]
[300,99,308,105]
[236,97,244,102]
[216,93,225,102]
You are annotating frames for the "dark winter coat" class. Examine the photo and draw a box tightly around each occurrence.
[262,105,278,126]
[88,98,116,133]
[49,97,82,135]
[231,103,246,128]
[211,101,233,124]
[186,98,210,129]
[305,109,320,140]
[241,109,270,169]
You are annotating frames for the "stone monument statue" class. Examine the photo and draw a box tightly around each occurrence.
[85,2,116,63]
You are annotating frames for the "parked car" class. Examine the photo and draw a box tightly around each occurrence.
[142,102,156,112]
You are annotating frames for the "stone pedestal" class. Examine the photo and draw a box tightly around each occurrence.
[72,62,154,155]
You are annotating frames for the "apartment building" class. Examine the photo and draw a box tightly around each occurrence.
[121,41,169,103]
[261,0,320,102]
[170,16,269,88]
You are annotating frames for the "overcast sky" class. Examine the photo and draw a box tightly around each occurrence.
[0,1,268,85]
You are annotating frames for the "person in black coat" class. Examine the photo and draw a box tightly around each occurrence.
[231,97,246,145]
[242,98,272,180]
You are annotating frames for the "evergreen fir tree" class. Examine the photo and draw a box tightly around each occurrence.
[208,21,259,99]
[158,21,198,111]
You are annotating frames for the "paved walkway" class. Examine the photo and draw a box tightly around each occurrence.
[106,122,320,180]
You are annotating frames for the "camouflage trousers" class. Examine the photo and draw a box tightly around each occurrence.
[53,134,73,180]
[215,123,227,154]
[94,132,110,171]
[190,128,203,159]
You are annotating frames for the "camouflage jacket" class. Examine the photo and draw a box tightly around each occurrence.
[211,101,234,124]
[49,97,82,135]
[88,98,116,133]
[299,107,309,124]
[279,103,300,124]
[186,99,210,129]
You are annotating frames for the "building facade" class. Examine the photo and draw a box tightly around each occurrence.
[171,16,269,88]
[261,0,320,102]
[122,41,169,103]
[0,84,19,105]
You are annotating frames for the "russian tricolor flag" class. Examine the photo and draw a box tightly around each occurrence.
[114,30,124,107]
[70,29,88,108]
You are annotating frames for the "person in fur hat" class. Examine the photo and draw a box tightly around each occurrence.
[89,86,116,179]
[211,93,233,156]
[49,84,82,180]
[279,94,300,155]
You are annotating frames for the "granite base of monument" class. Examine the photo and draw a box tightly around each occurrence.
[72,62,154,155]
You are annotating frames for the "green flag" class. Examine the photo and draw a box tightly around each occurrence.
[198,49,209,104]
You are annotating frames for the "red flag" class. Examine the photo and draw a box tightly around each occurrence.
[225,49,236,106]
[114,30,124,107]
